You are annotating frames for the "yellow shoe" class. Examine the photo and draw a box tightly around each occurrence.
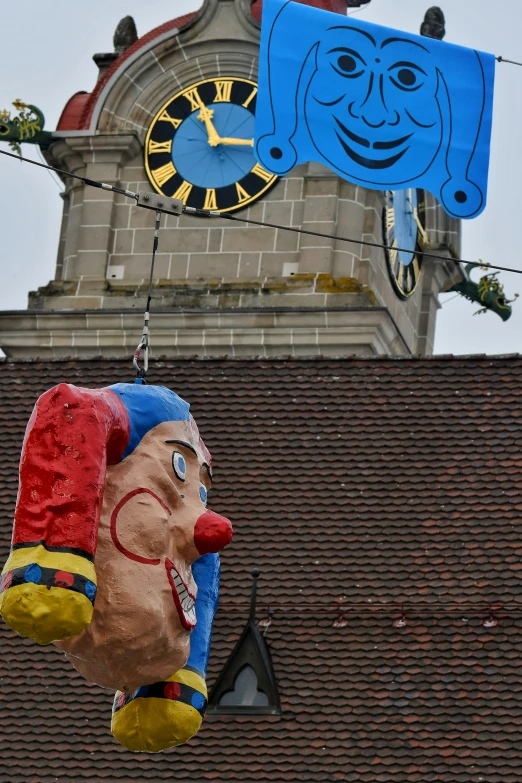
[111,668,207,753]
[0,545,97,645]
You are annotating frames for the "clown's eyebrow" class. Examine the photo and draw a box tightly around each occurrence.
[166,439,198,456]
[382,37,429,53]
[166,440,213,483]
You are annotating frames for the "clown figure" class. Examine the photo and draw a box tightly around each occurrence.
[0,381,233,752]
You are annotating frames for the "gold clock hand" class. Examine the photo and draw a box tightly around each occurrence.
[196,105,221,147]
[218,137,254,147]
[412,208,429,248]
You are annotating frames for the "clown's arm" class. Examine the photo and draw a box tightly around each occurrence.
[111,553,221,753]
[0,383,129,645]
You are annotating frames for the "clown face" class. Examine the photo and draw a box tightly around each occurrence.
[305,26,443,186]
[58,418,231,693]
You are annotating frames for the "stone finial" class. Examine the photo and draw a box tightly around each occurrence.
[113,16,138,55]
[93,15,138,80]
[420,6,446,40]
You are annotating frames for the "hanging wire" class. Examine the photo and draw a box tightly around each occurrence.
[497,55,522,68]
[184,206,522,278]
[36,146,63,191]
[439,292,465,305]
[133,210,161,379]
[2,146,522,280]
[0,147,139,200]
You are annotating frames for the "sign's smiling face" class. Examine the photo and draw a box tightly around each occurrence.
[306,26,443,185]
[58,419,231,694]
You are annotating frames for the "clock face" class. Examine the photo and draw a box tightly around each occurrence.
[382,189,426,299]
[144,77,278,213]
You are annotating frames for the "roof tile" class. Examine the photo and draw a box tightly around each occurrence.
[1,355,522,781]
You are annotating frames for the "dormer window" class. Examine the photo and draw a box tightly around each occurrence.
[208,570,281,715]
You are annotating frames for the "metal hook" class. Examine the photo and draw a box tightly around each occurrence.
[132,210,160,380]
[133,312,150,378]
[258,607,273,636]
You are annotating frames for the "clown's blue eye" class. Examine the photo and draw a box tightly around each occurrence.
[199,484,208,505]
[172,452,186,481]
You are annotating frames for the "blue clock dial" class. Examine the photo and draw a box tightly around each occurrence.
[383,189,426,299]
[172,105,256,189]
[144,77,278,213]
[392,189,417,267]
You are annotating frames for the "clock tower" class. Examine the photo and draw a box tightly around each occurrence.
[0,0,462,359]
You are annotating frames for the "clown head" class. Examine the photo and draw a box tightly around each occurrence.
[0,382,232,695]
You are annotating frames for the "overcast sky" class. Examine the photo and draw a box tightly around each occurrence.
[1,0,521,355]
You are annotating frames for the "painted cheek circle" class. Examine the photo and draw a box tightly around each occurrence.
[110,488,171,564]
[193,509,233,555]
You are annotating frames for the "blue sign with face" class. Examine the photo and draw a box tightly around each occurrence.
[254,0,495,219]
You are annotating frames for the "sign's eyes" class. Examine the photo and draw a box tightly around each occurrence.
[172,452,187,481]
[199,484,208,505]
[338,55,357,73]
[328,48,365,78]
[389,63,426,91]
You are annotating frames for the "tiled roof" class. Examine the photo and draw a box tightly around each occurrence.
[2,355,522,781]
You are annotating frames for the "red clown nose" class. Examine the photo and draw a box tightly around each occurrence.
[194,510,233,555]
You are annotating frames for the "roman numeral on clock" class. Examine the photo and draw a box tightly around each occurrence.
[214,81,233,102]
[388,239,399,269]
[148,139,173,154]
[173,181,193,204]
[242,87,257,109]
[385,207,395,233]
[235,183,250,203]
[184,88,203,111]
[158,110,182,129]
[152,161,177,187]
[251,162,275,183]
[203,188,218,210]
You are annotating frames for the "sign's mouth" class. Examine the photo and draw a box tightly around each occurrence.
[334,117,410,169]
[165,558,197,631]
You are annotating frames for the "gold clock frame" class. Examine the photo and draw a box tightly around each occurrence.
[382,189,426,300]
[144,77,278,214]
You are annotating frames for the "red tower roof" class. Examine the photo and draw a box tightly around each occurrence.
[56,92,91,131]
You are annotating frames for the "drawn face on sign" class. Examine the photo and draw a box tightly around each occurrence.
[306,27,442,185]
[59,417,230,693]
[254,0,495,219]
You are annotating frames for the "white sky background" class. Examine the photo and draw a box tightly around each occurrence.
[0,0,521,355]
